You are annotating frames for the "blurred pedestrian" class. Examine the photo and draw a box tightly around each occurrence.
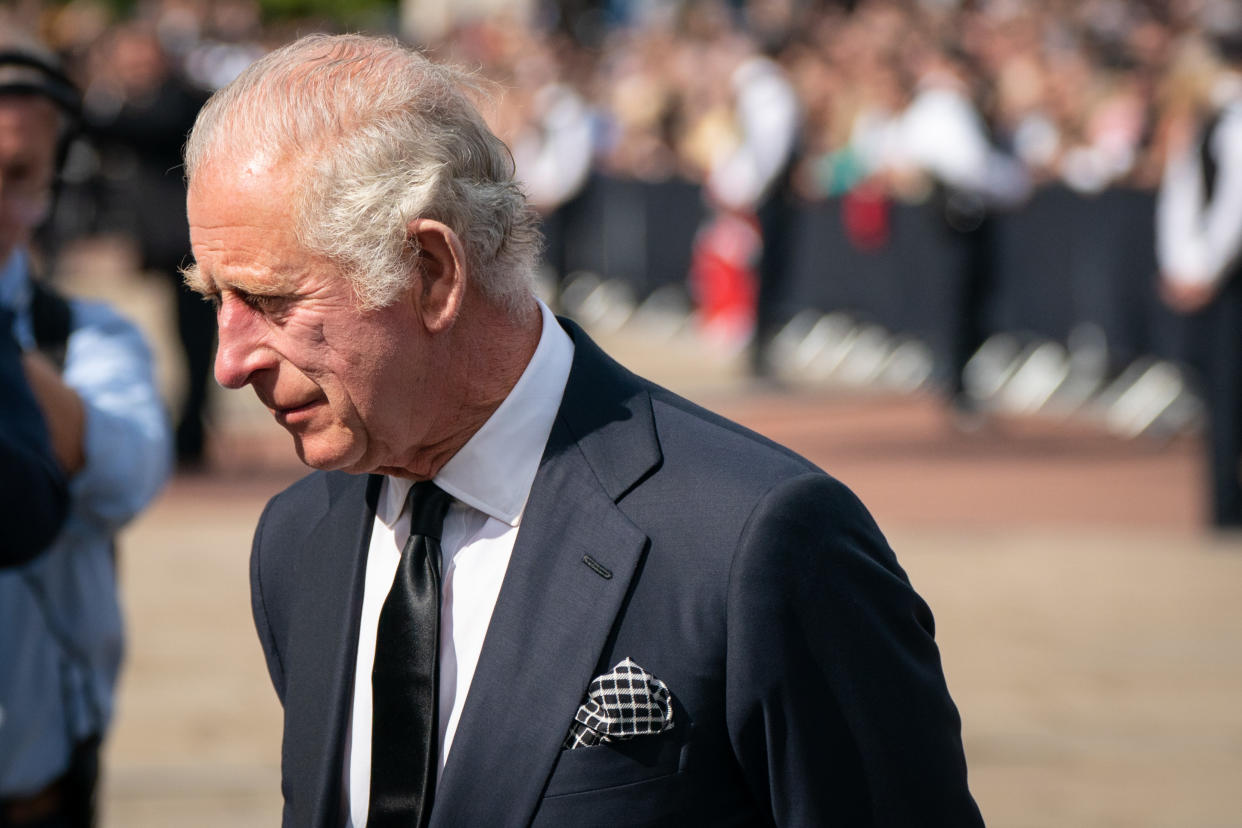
[883,34,1029,420]
[701,29,800,368]
[0,29,171,826]
[1156,29,1242,529]
[86,21,211,467]
[504,36,595,292]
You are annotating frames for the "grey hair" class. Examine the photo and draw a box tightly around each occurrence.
[184,34,540,311]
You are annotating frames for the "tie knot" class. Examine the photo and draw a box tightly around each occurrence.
[406,480,452,540]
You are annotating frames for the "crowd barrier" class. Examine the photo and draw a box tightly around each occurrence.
[546,173,1201,378]
[545,172,706,303]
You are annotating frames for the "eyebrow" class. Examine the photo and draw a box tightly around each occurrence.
[180,262,209,294]
[179,262,295,298]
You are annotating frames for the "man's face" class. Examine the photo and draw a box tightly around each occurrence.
[187,161,438,475]
[0,96,58,266]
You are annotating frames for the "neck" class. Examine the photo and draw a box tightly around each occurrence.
[385,294,543,480]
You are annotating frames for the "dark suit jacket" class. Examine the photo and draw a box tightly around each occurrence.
[250,321,983,827]
[0,307,67,566]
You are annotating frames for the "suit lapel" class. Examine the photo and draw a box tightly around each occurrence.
[431,328,662,828]
[283,473,382,828]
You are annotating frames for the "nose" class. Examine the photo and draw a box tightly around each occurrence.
[213,297,273,389]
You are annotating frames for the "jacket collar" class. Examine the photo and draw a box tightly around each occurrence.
[431,319,663,827]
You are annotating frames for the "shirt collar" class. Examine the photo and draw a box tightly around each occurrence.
[381,300,574,528]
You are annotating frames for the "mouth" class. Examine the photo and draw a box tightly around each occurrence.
[270,398,324,425]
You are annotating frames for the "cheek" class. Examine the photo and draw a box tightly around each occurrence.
[341,340,413,423]
[305,340,388,413]
[299,307,412,418]
[275,316,337,378]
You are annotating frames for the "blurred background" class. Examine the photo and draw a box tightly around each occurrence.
[3,0,1242,825]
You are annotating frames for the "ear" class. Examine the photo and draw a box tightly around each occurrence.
[406,218,467,333]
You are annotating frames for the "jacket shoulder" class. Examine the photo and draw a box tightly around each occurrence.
[648,385,818,473]
[253,469,369,576]
[261,470,343,526]
[249,470,368,700]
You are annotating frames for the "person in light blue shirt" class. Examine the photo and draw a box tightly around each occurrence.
[0,32,171,827]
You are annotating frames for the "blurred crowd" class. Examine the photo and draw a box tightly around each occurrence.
[3,0,1241,459]
[474,0,1229,206]
[6,0,1234,235]
[1,5,1237,824]
[2,3,1232,277]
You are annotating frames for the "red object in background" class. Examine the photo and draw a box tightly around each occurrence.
[841,181,891,251]
[690,211,760,344]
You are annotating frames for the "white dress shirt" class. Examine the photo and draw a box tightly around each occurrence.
[345,301,574,827]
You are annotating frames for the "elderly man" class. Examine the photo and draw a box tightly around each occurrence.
[185,34,983,828]
[0,32,171,827]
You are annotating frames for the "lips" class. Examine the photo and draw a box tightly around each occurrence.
[270,398,324,425]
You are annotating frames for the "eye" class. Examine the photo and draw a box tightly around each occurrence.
[234,290,292,318]
[243,293,283,311]
[211,288,292,319]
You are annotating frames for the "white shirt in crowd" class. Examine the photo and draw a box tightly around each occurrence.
[708,54,800,211]
[1157,72,1242,289]
[511,83,595,213]
[884,72,1029,207]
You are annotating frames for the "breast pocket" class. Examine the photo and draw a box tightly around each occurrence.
[542,730,685,798]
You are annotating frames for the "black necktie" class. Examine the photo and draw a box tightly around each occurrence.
[369,481,453,828]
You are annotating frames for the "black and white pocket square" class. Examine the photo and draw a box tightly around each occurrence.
[563,658,674,750]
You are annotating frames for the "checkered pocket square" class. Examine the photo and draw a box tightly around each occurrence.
[563,658,674,750]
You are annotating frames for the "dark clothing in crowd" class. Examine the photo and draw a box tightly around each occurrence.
[0,307,67,567]
[1183,272,1242,527]
[90,74,212,464]
[1156,80,1242,529]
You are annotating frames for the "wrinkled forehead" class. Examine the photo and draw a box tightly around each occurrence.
[188,144,307,212]
[184,153,316,293]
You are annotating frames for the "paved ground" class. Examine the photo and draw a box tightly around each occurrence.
[57,263,1242,826]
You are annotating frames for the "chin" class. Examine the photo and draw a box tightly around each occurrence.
[291,434,366,474]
